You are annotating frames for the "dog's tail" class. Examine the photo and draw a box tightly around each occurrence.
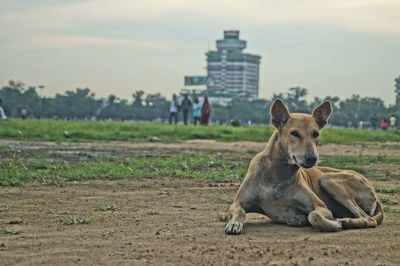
[340,200,384,229]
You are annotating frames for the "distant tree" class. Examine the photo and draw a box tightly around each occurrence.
[310,96,340,110]
[333,95,386,127]
[143,93,169,122]
[52,88,100,119]
[108,95,116,106]
[132,90,145,106]
[272,87,309,113]
[0,80,41,117]
[211,98,271,125]
[98,95,135,120]
[0,80,395,126]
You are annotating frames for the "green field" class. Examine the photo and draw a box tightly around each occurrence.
[1,149,399,186]
[0,155,248,186]
[1,119,400,144]
[1,119,400,188]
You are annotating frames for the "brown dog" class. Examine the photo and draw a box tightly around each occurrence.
[225,99,384,234]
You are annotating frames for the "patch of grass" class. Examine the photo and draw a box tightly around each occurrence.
[0,119,274,143]
[216,213,230,222]
[380,197,391,204]
[62,217,94,225]
[95,206,120,211]
[374,177,392,182]
[322,155,400,165]
[0,229,22,235]
[1,119,400,144]
[214,196,233,204]
[383,207,400,213]
[320,128,400,145]
[147,209,159,215]
[0,206,10,212]
[320,155,400,175]
[0,154,248,186]
[376,188,400,194]
[0,144,8,150]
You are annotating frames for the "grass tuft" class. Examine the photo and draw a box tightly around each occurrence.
[383,206,400,213]
[147,209,159,215]
[0,206,11,212]
[379,197,391,204]
[0,144,8,150]
[216,213,230,222]
[214,196,233,204]
[62,217,95,225]
[0,229,22,235]
[95,206,120,211]
[376,188,400,194]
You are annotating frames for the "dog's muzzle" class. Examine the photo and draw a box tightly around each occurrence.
[302,154,318,168]
[293,155,318,169]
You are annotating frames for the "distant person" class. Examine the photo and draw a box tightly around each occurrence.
[21,108,28,119]
[192,97,201,125]
[370,113,378,130]
[381,118,387,131]
[389,115,396,130]
[200,96,211,126]
[180,94,192,125]
[0,99,7,120]
[347,121,353,128]
[358,121,364,130]
[169,94,179,124]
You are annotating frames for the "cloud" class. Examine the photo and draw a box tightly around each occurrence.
[2,0,400,32]
[14,34,175,51]
[0,0,399,55]
[1,0,399,35]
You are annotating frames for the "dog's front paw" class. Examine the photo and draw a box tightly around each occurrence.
[225,220,243,235]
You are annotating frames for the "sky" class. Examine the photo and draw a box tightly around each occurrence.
[0,0,399,104]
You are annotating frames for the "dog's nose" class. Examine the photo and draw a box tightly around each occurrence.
[304,155,317,165]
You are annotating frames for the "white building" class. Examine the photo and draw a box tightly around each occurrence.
[206,30,261,100]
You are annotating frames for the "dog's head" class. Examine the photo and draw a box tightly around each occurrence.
[270,99,332,168]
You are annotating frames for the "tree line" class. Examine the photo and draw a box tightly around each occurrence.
[1,78,399,127]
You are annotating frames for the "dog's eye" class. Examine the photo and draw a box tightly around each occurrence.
[313,131,320,138]
[290,131,300,138]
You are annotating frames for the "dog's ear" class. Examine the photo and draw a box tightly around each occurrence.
[270,98,290,128]
[312,100,332,128]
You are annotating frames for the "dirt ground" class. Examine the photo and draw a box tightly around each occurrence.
[1,140,400,265]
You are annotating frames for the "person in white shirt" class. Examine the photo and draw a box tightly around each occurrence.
[21,108,28,119]
[169,94,179,124]
[0,99,7,120]
[389,115,396,130]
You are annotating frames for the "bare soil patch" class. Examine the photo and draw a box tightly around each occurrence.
[1,179,399,265]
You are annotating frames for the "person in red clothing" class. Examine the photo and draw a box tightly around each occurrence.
[381,118,388,130]
[200,97,211,126]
